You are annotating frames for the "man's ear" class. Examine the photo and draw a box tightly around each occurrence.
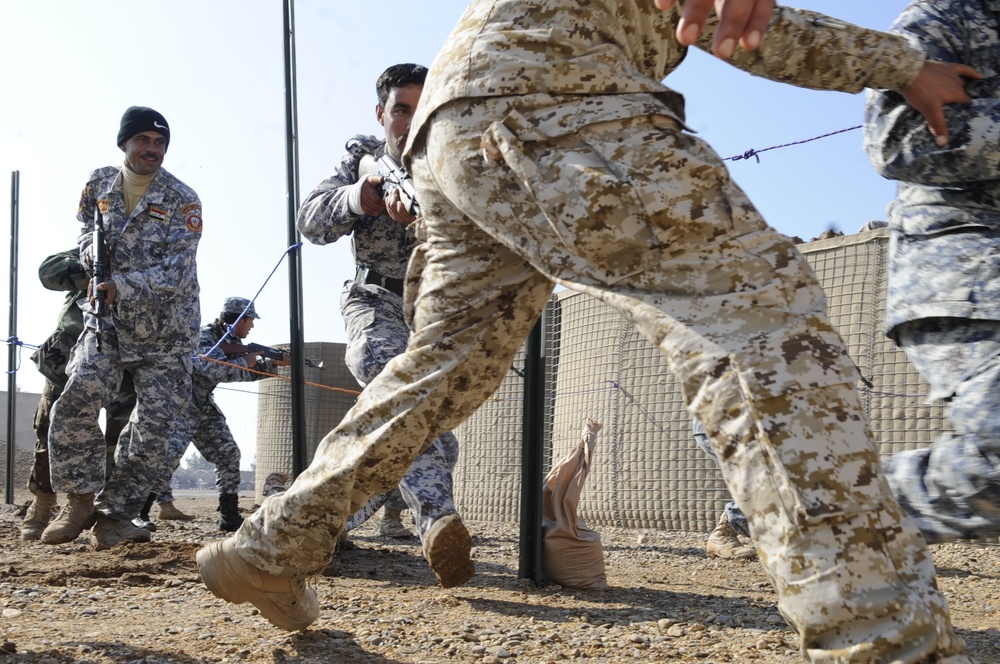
[375,103,385,124]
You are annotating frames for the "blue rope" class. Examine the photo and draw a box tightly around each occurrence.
[202,243,302,360]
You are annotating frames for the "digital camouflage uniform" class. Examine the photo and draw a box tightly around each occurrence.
[238,3,970,662]
[48,165,202,522]
[29,249,136,496]
[153,320,275,503]
[297,134,461,540]
[864,0,1000,546]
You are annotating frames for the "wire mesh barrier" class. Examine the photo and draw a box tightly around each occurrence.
[254,228,947,532]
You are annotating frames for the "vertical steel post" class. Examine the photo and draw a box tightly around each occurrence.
[518,315,546,582]
[282,0,308,476]
[6,171,20,504]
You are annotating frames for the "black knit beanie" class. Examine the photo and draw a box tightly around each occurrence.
[117,106,170,150]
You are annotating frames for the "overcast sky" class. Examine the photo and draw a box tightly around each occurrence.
[1,1,917,468]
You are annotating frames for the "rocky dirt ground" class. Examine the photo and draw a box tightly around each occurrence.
[0,491,997,664]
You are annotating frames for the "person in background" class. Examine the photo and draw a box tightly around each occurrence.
[295,63,469,578]
[42,105,202,550]
[20,248,135,541]
[864,0,1000,546]
[692,418,755,560]
[135,297,290,533]
[199,3,979,662]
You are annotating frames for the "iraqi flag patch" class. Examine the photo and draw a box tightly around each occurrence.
[149,206,167,222]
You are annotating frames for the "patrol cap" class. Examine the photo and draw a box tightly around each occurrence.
[117,106,170,150]
[222,296,260,320]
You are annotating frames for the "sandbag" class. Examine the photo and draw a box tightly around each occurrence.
[541,418,607,590]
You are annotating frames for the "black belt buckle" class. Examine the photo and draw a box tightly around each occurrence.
[358,266,404,296]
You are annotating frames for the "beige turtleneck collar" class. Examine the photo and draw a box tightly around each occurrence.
[121,164,156,216]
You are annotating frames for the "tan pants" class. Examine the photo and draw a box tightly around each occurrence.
[238,96,966,663]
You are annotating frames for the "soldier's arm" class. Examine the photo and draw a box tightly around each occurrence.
[864,6,996,186]
[297,136,384,245]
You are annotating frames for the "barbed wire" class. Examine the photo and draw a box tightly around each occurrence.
[724,124,862,163]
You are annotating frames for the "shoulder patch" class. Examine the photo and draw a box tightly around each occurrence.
[97,199,110,215]
[181,203,202,216]
[186,213,203,233]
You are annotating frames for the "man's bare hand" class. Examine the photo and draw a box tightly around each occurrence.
[903,61,981,147]
[272,351,292,368]
[656,0,775,58]
[88,279,117,308]
[382,187,418,226]
[359,175,388,217]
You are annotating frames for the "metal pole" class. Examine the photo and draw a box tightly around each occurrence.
[282,0,308,477]
[6,171,20,504]
[518,315,546,582]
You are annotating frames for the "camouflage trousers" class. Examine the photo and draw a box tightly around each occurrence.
[153,400,243,503]
[48,326,191,522]
[340,280,460,540]
[236,96,965,662]
[883,317,1000,544]
[693,430,749,537]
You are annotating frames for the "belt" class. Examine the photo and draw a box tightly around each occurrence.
[356,265,404,296]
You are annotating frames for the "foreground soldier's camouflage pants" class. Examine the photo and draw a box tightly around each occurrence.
[883,317,1000,544]
[340,280,460,539]
[236,96,967,662]
[49,326,191,522]
[154,400,243,503]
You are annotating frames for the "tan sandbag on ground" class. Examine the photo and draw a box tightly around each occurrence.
[541,418,608,590]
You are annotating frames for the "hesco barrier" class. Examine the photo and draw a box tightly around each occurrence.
[256,228,949,531]
[253,341,360,504]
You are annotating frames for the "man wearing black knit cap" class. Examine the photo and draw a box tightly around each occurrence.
[42,105,204,551]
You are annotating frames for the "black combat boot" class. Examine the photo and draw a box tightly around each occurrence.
[218,493,244,532]
[133,493,158,532]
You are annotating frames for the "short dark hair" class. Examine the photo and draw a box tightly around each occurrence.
[376,63,428,107]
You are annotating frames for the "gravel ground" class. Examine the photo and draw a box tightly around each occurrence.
[0,491,998,664]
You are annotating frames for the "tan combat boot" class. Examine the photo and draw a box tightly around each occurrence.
[158,500,196,521]
[92,512,152,550]
[379,508,413,539]
[423,514,475,588]
[198,538,319,632]
[40,492,96,544]
[21,492,58,541]
[706,513,757,560]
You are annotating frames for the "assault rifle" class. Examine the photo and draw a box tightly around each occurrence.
[218,341,287,361]
[377,153,420,217]
[92,208,108,352]
[217,341,324,370]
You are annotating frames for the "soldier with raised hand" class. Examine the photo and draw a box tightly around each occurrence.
[199,2,977,661]
[864,0,1000,547]
[42,106,203,551]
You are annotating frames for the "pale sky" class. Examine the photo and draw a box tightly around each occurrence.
[1,1,916,468]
